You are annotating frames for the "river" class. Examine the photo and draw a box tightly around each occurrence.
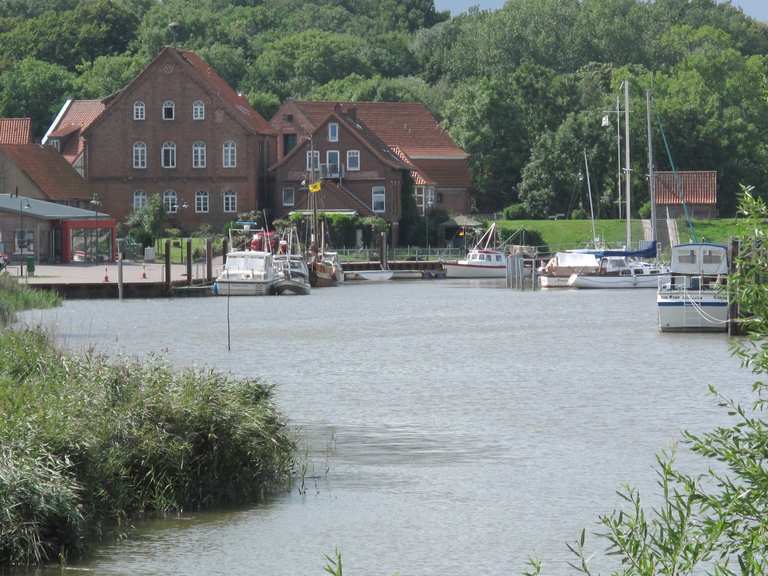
[19,280,754,576]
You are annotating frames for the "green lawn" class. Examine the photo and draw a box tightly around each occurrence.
[153,237,224,264]
[496,219,644,251]
[688,219,743,245]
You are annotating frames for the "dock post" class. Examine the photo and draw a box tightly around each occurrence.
[186,238,192,286]
[506,252,512,288]
[164,239,171,290]
[729,238,741,336]
[222,239,228,265]
[206,238,213,282]
[117,252,124,300]
[379,232,385,268]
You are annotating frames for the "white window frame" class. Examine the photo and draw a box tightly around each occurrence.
[328,122,339,142]
[282,187,295,207]
[192,141,206,169]
[162,100,175,120]
[223,141,236,168]
[195,190,209,213]
[163,189,178,214]
[223,190,237,213]
[306,150,320,171]
[192,99,205,120]
[133,100,145,121]
[372,185,386,213]
[346,149,360,171]
[326,150,340,176]
[161,142,176,168]
[132,142,147,169]
[132,190,147,210]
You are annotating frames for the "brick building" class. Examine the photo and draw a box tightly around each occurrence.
[654,171,718,219]
[45,47,274,230]
[269,101,473,231]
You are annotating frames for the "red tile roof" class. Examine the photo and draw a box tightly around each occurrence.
[389,145,435,186]
[46,100,106,163]
[284,101,467,158]
[177,49,273,134]
[409,157,473,188]
[0,144,91,201]
[655,171,717,205]
[0,118,32,144]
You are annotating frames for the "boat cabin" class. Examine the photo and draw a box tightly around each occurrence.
[466,250,505,265]
[670,243,728,276]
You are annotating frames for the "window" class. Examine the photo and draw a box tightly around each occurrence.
[192,99,205,120]
[372,185,385,213]
[223,190,237,213]
[282,187,295,207]
[133,142,147,169]
[192,141,206,168]
[161,142,176,168]
[306,150,320,171]
[326,150,339,176]
[195,190,209,213]
[223,141,236,168]
[414,186,435,216]
[162,100,175,120]
[678,250,696,264]
[283,133,297,156]
[48,139,60,152]
[133,100,145,121]
[347,150,360,171]
[328,122,339,142]
[133,190,147,210]
[163,189,178,213]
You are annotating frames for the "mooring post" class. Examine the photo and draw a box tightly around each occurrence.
[729,238,741,336]
[186,238,192,286]
[222,239,228,265]
[506,251,512,289]
[117,252,124,301]
[206,238,213,282]
[379,231,385,267]
[164,239,171,290]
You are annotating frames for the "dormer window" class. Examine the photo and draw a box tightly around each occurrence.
[162,100,175,120]
[328,122,339,142]
[193,100,205,120]
[133,101,145,121]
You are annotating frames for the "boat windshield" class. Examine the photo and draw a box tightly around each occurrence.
[227,256,266,272]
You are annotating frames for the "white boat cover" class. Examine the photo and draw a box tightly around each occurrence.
[554,252,600,268]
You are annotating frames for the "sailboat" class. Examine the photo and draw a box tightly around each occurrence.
[305,156,343,288]
[568,85,667,289]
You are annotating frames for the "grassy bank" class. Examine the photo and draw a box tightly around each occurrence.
[689,218,742,245]
[0,273,295,567]
[496,219,644,251]
[0,272,60,326]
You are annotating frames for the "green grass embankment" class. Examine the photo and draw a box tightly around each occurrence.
[687,219,742,245]
[496,219,644,252]
[0,273,295,568]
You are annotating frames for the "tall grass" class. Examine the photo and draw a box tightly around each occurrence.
[0,329,295,566]
[0,272,60,326]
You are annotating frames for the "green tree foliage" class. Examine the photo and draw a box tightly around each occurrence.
[75,53,149,98]
[125,193,166,247]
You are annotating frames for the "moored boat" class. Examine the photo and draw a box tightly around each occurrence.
[213,250,277,296]
[538,251,600,288]
[443,223,507,278]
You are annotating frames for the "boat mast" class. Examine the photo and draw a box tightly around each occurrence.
[616,95,622,222]
[583,149,597,248]
[624,80,631,250]
[645,89,657,251]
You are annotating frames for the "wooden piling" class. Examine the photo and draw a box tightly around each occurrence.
[222,239,228,265]
[729,238,742,336]
[117,252,124,300]
[164,239,171,289]
[206,238,213,282]
[186,239,192,286]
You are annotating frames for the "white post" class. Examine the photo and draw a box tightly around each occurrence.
[624,80,632,249]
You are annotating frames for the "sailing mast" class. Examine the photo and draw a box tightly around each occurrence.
[645,89,657,257]
[624,80,631,250]
[583,149,597,248]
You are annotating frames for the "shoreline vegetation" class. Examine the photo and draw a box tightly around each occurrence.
[0,274,295,567]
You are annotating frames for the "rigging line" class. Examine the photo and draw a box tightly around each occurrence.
[654,105,697,243]
[684,290,730,324]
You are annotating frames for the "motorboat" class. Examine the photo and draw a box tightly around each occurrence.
[657,243,729,332]
[443,223,507,278]
[272,228,311,294]
[213,250,276,296]
[567,256,666,289]
[538,251,600,288]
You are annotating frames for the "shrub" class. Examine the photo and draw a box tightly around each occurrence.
[502,203,527,220]
[570,207,588,220]
[638,200,651,219]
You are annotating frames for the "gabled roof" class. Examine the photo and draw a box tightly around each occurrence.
[389,145,435,186]
[81,47,273,138]
[0,144,91,201]
[655,171,717,205]
[0,194,109,220]
[44,100,106,163]
[278,101,468,159]
[0,118,32,144]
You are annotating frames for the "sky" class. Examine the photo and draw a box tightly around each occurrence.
[434,0,768,21]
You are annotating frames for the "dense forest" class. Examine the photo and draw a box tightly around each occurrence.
[0,0,766,217]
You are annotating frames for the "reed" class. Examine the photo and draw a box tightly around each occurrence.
[0,329,295,566]
[0,272,60,326]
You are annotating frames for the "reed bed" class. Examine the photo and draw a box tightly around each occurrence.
[0,272,60,326]
[0,328,295,566]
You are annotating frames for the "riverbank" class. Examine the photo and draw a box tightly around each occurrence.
[0,274,295,568]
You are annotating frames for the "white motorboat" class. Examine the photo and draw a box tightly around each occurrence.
[444,223,507,278]
[348,269,394,281]
[567,256,666,289]
[538,251,600,288]
[657,243,729,332]
[214,250,276,296]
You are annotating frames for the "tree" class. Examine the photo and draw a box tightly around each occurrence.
[125,194,166,247]
[76,53,148,99]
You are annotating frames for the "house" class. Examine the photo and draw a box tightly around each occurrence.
[0,118,32,145]
[654,171,718,219]
[269,101,473,235]
[0,194,115,264]
[44,47,275,230]
[0,144,91,207]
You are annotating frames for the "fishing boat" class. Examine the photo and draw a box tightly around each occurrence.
[657,243,729,332]
[443,223,507,278]
[273,227,311,295]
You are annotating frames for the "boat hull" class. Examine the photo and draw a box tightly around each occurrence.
[443,262,506,278]
[214,280,275,296]
[568,273,662,289]
[355,270,394,281]
[657,293,728,332]
[539,275,571,288]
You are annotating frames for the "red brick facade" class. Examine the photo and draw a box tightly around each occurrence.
[47,48,274,231]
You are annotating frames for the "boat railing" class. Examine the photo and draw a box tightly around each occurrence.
[658,274,727,295]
